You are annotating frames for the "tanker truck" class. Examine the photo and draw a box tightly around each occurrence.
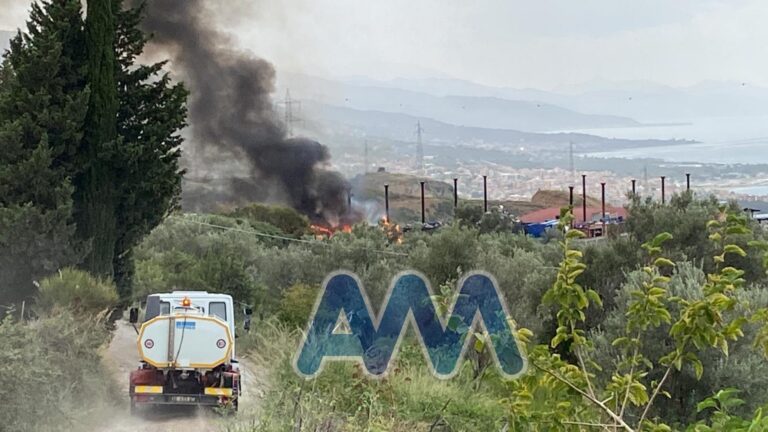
[128,291,249,414]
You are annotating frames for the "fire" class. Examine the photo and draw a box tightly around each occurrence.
[379,218,404,244]
[311,224,333,238]
[311,223,353,239]
[311,220,401,245]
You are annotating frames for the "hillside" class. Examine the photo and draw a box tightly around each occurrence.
[351,171,454,200]
[342,75,768,123]
[350,172,605,222]
[278,73,641,132]
[304,101,693,152]
[531,189,601,208]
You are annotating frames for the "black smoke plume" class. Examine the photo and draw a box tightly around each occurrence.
[138,0,352,224]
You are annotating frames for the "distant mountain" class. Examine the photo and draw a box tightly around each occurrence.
[302,100,690,152]
[278,73,641,132]
[346,75,556,102]
[341,75,768,123]
[545,80,768,122]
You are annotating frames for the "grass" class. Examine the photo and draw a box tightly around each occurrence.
[226,320,509,432]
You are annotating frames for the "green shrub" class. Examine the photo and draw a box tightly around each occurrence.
[278,283,319,329]
[455,202,484,228]
[133,215,265,303]
[38,268,119,313]
[625,194,767,283]
[227,203,309,237]
[408,225,479,286]
[0,310,114,431]
[475,246,555,339]
[579,236,644,325]
[592,262,768,424]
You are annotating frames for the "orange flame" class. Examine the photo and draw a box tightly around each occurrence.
[311,223,353,239]
[379,217,404,244]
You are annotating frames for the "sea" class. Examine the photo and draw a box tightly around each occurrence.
[574,115,768,194]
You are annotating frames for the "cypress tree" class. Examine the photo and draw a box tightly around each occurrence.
[76,0,119,277]
[111,0,187,297]
[0,0,88,302]
[0,0,187,299]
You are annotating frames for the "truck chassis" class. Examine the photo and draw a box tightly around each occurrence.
[129,363,241,413]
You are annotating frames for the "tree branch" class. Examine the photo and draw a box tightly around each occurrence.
[563,420,619,431]
[636,364,673,429]
[530,360,635,432]
[575,345,596,399]
[619,331,643,420]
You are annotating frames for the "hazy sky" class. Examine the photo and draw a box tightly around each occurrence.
[2,0,767,90]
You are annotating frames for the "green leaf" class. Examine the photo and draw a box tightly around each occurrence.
[723,244,747,257]
[654,257,675,268]
[652,232,674,247]
[474,336,486,353]
[566,250,583,259]
[748,240,768,251]
[697,398,718,412]
[691,358,704,380]
[586,289,602,308]
[447,316,463,331]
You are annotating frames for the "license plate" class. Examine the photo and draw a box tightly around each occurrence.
[171,396,196,403]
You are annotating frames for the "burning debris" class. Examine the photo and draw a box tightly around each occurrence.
[138,0,356,225]
[379,218,404,244]
[310,223,353,239]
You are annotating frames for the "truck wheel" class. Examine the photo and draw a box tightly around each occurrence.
[130,399,138,417]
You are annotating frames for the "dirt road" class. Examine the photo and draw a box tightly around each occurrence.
[91,321,265,432]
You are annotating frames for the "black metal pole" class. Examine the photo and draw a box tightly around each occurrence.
[384,184,390,222]
[569,185,575,228]
[453,178,458,208]
[347,189,352,208]
[601,182,606,235]
[661,176,666,204]
[686,173,691,191]
[483,175,488,213]
[420,181,426,223]
[581,174,587,223]
[631,179,636,195]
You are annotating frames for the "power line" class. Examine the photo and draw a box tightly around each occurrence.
[277,89,301,137]
[178,217,410,257]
